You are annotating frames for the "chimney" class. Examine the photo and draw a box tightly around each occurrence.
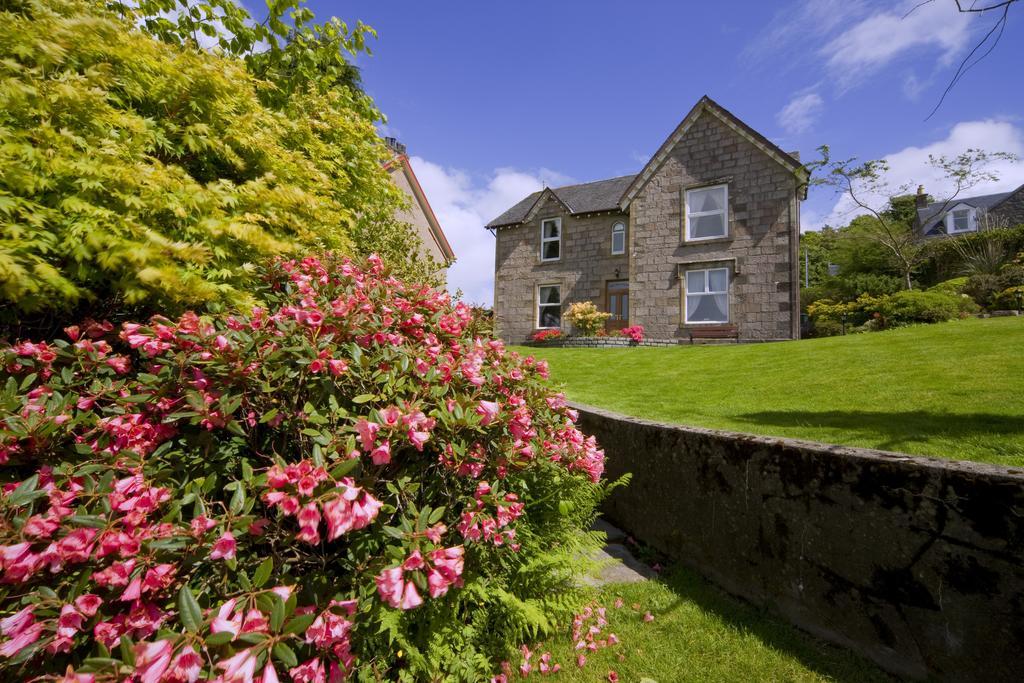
[915,184,928,209]
[384,137,407,156]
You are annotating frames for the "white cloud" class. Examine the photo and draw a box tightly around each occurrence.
[814,118,1024,229]
[742,0,867,66]
[821,0,972,90]
[410,158,571,305]
[777,91,824,135]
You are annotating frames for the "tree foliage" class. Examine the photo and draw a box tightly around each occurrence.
[807,145,1017,290]
[0,0,433,329]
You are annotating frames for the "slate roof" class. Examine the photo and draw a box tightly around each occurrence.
[485,174,636,229]
[918,189,1016,235]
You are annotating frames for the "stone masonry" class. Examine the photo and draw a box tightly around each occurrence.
[492,194,628,342]
[488,97,804,343]
[629,112,801,341]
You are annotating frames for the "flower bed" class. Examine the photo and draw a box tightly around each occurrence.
[0,254,607,681]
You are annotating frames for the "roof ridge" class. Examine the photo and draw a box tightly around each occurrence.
[549,173,637,192]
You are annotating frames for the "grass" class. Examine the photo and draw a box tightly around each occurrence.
[521,317,1024,466]
[543,567,892,682]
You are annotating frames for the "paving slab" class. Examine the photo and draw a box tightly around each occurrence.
[583,519,654,587]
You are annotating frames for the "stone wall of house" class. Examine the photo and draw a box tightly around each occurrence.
[629,112,800,341]
[990,186,1024,227]
[493,193,628,342]
[576,403,1024,682]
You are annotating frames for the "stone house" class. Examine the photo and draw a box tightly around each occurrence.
[486,96,808,343]
[384,138,455,272]
[914,182,1024,237]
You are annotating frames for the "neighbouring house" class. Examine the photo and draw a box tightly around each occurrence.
[485,96,808,343]
[384,138,455,272]
[915,182,1024,237]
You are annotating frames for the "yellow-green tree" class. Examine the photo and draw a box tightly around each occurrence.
[0,0,430,328]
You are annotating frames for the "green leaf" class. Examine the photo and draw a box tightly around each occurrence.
[352,393,374,404]
[253,557,273,587]
[282,612,316,635]
[229,484,245,514]
[177,586,203,632]
[270,594,286,632]
[205,631,235,647]
[273,641,298,668]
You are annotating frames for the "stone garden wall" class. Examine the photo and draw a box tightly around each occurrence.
[575,403,1024,682]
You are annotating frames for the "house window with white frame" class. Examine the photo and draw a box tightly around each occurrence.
[947,207,974,234]
[536,284,561,328]
[540,218,561,261]
[611,221,626,255]
[685,184,728,241]
[685,267,729,324]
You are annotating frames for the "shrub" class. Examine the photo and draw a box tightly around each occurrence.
[807,290,976,335]
[927,277,969,296]
[992,286,1024,311]
[0,254,608,681]
[964,264,1024,309]
[800,273,904,312]
[565,303,610,337]
[866,290,975,328]
[618,326,645,344]
[0,0,432,327]
[531,329,563,343]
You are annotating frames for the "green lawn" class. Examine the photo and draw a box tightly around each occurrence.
[544,568,892,682]
[521,317,1024,466]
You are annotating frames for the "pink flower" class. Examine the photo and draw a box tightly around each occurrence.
[475,400,500,425]
[355,419,380,450]
[379,406,402,427]
[215,335,231,351]
[169,645,202,683]
[643,611,654,622]
[261,662,280,683]
[328,359,348,376]
[212,599,242,637]
[133,639,173,683]
[369,441,391,466]
[218,647,257,683]
[289,658,325,683]
[608,671,619,682]
[576,654,586,668]
[210,531,237,560]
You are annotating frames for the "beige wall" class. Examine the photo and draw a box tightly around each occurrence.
[389,164,449,270]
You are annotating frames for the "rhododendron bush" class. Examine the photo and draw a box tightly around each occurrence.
[0,255,608,681]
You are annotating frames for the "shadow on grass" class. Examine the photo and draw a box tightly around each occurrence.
[653,565,897,683]
[734,410,1024,454]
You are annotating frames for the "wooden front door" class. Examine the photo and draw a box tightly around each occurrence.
[605,280,629,331]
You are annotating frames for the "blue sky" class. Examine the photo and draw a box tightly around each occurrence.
[295,0,1024,303]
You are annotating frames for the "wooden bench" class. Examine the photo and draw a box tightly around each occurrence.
[687,325,739,343]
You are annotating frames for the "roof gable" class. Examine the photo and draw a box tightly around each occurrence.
[917,186,1019,234]
[485,175,635,229]
[618,96,806,210]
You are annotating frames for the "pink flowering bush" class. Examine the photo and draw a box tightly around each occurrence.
[0,255,608,681]
[618,326,644,344]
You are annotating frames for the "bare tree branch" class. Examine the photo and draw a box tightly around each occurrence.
[925,1,1013,120]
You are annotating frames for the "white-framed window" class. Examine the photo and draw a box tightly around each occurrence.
[685,267,729,324]
[536,284,561,328]
[611,221,626,255]
[684,184,728,241]
[946,207,975,234]
[540,218,561,262]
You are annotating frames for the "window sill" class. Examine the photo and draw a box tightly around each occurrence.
[681,235,732,246]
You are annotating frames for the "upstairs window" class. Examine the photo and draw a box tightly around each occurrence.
[685,184,728,241]
[947,208,974,234]
[540,218,561,261]
[685,267,729,324]
[536,284,561,328]
[611,221,626,255]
